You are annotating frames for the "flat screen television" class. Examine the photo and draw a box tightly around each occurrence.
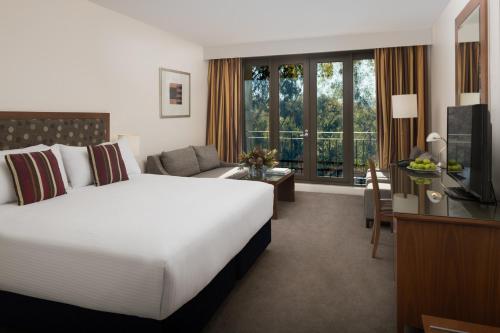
[446,104,495,203]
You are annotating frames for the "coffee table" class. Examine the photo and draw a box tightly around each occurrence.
[242,171,295,219]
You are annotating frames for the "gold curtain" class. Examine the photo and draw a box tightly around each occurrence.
[375,46,427,169]
[458,42,480,93]
[206,58,242,163]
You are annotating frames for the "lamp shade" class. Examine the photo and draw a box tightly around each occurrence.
[392,94,418,119]
[393,193,418,214]
[117,134,140,157]
[459,92,480,106]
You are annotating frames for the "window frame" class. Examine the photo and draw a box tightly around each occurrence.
[242,50,375,185]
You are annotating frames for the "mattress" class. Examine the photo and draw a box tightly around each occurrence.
[0,174,273,320]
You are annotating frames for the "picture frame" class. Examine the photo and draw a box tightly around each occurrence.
[159,68,191,118]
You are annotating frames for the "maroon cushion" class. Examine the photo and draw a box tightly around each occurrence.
[87,143,129,186]
[5,149,67,205]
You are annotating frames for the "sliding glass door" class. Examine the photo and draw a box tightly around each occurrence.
[310,56,353,183]
[272,59,310,179]
[243,52,376,185]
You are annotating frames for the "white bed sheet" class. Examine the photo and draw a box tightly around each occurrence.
[0,174,273,320]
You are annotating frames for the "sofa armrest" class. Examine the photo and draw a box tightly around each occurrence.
[220,161,240,168]
[146,155,169,175]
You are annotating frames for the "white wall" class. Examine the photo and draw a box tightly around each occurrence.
[431,0,500,194]
[204,29,432,59]
[0,0,208,166]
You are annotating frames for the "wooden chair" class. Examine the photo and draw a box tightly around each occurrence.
[368,159,393,258]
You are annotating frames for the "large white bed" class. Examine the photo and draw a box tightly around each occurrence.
[0,174,273,320]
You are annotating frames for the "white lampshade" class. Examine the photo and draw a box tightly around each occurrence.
[393,193,418,214]
[426,132,443,143]
[392,94,418,119]
[117,134,140,157]
[459,92,480,106]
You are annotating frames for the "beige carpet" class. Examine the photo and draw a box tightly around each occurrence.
[203,191,396,333]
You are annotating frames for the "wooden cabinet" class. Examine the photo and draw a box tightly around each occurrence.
[395,213,500,332]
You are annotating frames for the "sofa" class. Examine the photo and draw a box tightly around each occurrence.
[146,145,248,179]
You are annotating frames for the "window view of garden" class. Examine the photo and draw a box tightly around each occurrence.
[244,65,270,150]
[278,64,304,176]
[243,57,377,184]
[353,59,377,181]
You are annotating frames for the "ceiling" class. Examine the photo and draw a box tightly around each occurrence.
[90,0,450,47]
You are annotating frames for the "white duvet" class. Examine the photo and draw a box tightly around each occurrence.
[0,174,273,320]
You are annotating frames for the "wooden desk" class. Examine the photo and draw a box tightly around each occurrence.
[390,165,500,333]
[423,315,500,333]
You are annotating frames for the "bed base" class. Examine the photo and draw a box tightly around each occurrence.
[0,220,271,333]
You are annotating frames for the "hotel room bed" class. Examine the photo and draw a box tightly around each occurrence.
[0,174,273,320]
[0,112,273,332]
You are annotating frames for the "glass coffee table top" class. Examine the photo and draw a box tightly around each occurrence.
[241,171,294,184]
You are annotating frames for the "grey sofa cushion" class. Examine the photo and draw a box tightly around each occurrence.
[192,145,220,172]
[161,147,200,177]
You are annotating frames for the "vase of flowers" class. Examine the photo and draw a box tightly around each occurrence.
[240,147,278,179]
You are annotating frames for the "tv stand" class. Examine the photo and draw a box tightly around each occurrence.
[444,186,477,201]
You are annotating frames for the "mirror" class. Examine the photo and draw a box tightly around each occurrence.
[455,0,487,106]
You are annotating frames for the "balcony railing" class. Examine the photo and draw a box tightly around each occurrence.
[245,130,377,179]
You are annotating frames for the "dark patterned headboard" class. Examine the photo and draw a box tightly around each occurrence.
[0,112,110,150]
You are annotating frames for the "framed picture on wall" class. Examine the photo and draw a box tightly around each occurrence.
[159,68,190,118]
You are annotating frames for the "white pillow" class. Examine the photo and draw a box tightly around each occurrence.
[0,144,49,204]
[59,145,93,189]
[50,144,70,191]
[117,138,141,176]
[59,139,141,189]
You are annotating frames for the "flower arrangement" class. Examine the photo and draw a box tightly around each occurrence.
[240,147,278,170]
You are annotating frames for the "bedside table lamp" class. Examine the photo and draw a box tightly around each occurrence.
[426,132,446,168]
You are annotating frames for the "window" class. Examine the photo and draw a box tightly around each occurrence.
[243,52,377,185]
[279,64,304,175]
[353,59,377,184]
[244,64,270,150]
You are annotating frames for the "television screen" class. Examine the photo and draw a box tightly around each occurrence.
[447,107,472,188]
[447,104,493,202]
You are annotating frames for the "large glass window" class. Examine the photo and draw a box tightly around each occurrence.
[278,64,304,175]
[244,64,270,150]
[242,53,377,185]
[316,62,344,178]
[353,59,377,184]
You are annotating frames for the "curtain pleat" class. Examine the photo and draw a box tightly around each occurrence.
[458,42,480,93]
[375,46,427,169]
[206,58,242,163]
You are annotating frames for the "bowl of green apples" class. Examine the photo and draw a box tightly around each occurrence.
[447,160,463,172]
[407,158,438,173]
[409,176,433,185]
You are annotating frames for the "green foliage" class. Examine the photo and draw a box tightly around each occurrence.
[244,59,377,178]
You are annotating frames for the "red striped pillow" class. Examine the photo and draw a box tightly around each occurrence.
[5,150,67,205]
[87,143,129,186]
